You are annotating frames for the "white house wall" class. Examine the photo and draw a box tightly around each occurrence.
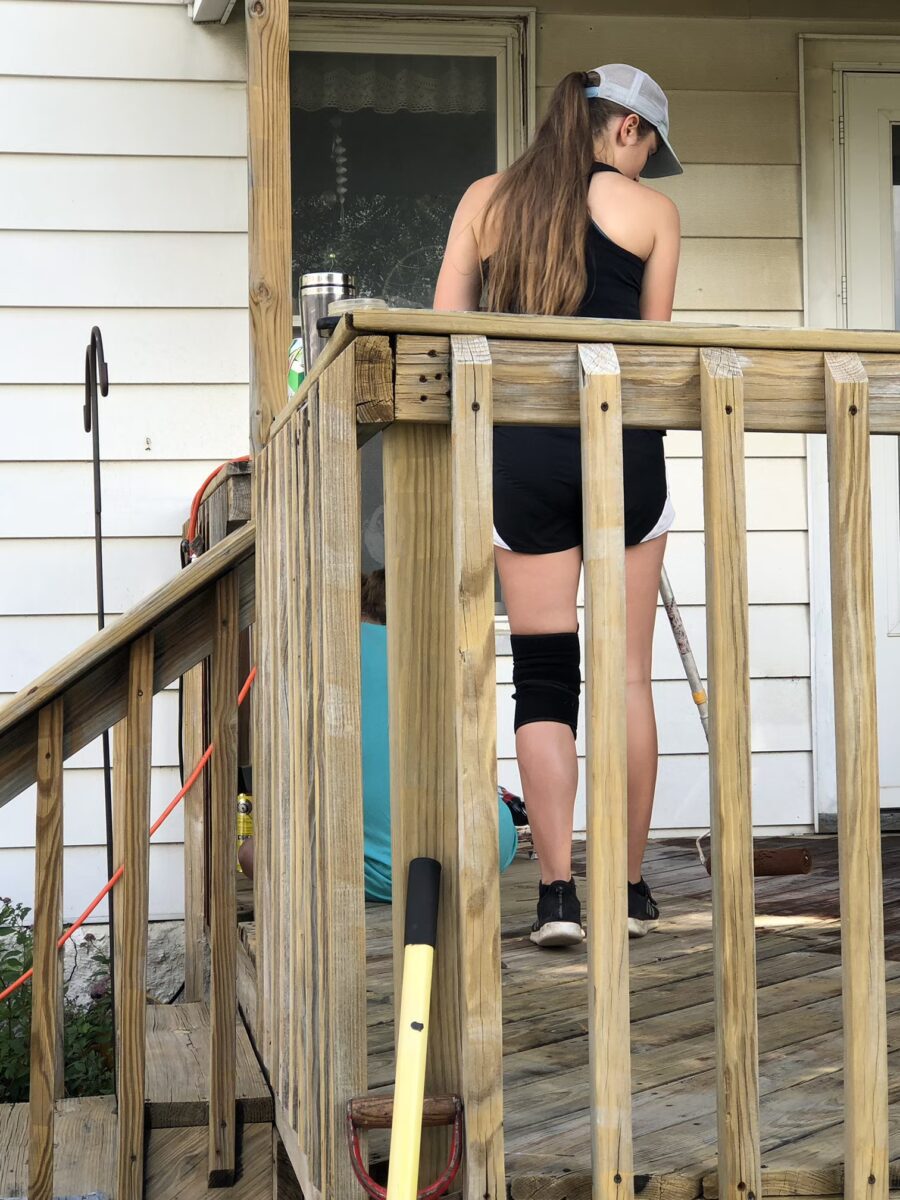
[0,0,249,921]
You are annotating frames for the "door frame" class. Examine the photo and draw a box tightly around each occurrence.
[801,34,900,828]
[288,3,536,170]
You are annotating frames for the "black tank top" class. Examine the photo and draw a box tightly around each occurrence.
[579,161,644,321]
[480,162,644,320]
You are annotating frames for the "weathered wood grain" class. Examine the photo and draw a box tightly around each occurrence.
[0,1097,117,1200]
[394,336,900,434]
[181,661,207,1003]
[354,307,900,354]
[450,334,505,1200]
[383,419,461,1184]
[578,343,633,1200]
[700,348,760,1200]
[314,347,367,1196]
[208,571,240,1185]
[28,698,64,1200]
[354,334,394,436]
[247,0,291,451]
[116,633,154,1200]
[824,352,888,1200]
[144,1002,272,1128]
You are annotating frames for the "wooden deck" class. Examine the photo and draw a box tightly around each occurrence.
[0,1003,272,1199]
[243,833,900,1199]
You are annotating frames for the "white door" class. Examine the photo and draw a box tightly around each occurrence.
[843,71,900,809]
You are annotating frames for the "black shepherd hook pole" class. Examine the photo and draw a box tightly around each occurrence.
[84,326,116,1078]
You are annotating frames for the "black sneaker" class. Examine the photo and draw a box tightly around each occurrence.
[628,878,660,938]
[530,878,586,948]
[499,785,529,828]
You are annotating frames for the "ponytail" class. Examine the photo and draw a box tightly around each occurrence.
[482,71,655,317]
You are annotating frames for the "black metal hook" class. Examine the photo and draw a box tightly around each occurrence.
[83,325,109,433]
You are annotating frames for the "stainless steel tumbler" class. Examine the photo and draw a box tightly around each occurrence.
[299,271,356,372]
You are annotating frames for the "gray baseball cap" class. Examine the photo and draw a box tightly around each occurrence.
[584,63,683,179]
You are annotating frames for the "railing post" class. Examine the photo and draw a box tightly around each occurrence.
[824,352,888,1200]
[578,343,633,1200]
[28,698,64,1200]
[450,334,505,1200]
[116,633,154,1200]
[700,347,761,1200]
[311,347,367,1196]
[384,420,461,1185]
[208,570,240,1185]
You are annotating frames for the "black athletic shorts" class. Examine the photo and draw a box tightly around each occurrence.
[493,426,673,555]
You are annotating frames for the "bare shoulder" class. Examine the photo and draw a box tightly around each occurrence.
[639,183,680,228]
[457,173,502,221]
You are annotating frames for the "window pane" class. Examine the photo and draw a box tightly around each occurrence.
[290,50,497,309]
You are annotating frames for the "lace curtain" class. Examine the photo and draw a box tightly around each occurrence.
[292,52,495,116]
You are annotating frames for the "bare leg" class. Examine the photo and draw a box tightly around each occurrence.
[496,546,581,884]
[625,534,667,883]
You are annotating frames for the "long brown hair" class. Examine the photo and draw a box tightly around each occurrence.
[483,71,656,317]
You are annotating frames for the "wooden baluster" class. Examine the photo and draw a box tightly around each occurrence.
[28,698,64,1200]
[700,348,761,1200]
[384,420,461,1186]
[578,344,633,1200]
[209,570,240,1185]
[311,349,367,1197]
[450,334,505,1200]
[116,633,154,1200]
[181,662,207,1002]
[824,352,888,1200]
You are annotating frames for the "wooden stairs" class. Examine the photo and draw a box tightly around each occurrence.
[0,1003,276,1200]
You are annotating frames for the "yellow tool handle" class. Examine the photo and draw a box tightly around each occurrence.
[386,857,442,1200]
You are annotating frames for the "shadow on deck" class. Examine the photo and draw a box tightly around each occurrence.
[241,834,900,1199]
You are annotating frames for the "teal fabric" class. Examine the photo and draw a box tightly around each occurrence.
[361,622,518,903]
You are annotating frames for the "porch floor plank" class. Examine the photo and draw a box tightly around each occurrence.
[144,1001,272,1127]
[0,1095,117,1199]
[238,834,900,1197]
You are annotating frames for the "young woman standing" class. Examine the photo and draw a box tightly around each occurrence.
[434,64,682,946]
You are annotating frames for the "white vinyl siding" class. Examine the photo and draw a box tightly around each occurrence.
[0,0,249,920]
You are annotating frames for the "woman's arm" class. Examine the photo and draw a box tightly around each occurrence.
[433,176,496,312]
[640,194,681,322]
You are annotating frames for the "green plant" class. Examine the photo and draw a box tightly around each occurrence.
[0,898,34,1102]
[0,897,114,1102]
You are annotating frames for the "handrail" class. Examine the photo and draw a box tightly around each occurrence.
[0,522,255,811]
[349,305,900,352]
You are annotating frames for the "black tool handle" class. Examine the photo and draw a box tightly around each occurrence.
[404,857,441,948]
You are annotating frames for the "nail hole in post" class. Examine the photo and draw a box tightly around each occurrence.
[725,405,733,415]
[601,402,609,412]
[472,401,480,412]
[850,405,859,416]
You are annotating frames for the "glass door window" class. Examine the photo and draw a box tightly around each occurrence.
[291,50,497,309]
[289,16,528,577]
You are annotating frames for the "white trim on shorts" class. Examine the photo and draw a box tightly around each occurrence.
[639,491,675,543]
[493,492,675,552]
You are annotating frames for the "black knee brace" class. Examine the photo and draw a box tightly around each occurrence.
[510,632,581,738]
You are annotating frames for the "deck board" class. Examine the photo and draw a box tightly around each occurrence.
[241,834,900,1196]
[144,1123,273,1200]
[0,1096,116,1199]
[145,1001,272,1127]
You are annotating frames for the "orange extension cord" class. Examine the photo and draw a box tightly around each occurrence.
[186,456,251,556]
[0,666,257,1004]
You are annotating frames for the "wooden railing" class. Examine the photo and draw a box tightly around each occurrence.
[253,309,900,1200]
[0,523,255,1199]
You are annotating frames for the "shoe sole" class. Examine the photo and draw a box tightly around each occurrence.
[530,921,586,948]
[628,916,659,938]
